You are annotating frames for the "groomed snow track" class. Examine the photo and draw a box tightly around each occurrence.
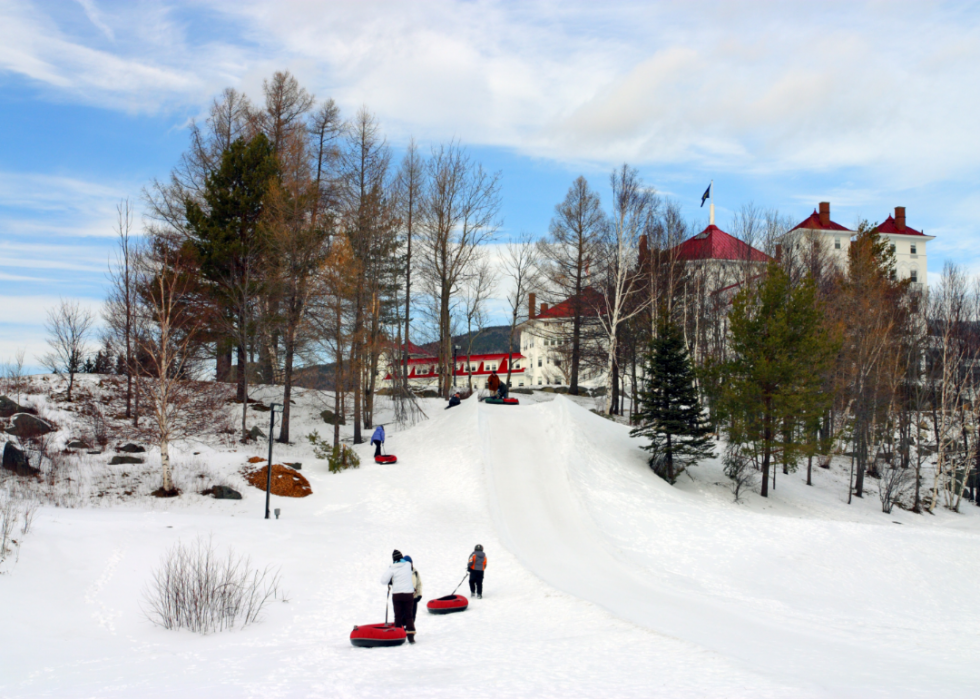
[476,396,975,697]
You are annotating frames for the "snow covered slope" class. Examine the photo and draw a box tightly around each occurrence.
[1,389,978,697]
[482,397,980,696]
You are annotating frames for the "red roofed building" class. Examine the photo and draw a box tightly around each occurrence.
[779,201,853,270]
[672,224,771,263]
[376,343,527,390]
[875,207,934,287]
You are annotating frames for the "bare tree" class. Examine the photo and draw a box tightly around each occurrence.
[104,199,140,422]
[134,236,218,495]
[42,299,94,402]
[595,165,657,414]
[395,139,425,389]
[504,233,540,390]
[538,176,607,395]
[3,348,26,404]
[416,142,501,397]
[459,258,496,390]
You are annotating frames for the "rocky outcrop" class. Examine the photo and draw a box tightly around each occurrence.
[211,485,242,500]
[117,443,146,453]
[109,455,145,465]
[2,442,39,477]
[0,396,35,418]
[6,413,54,439]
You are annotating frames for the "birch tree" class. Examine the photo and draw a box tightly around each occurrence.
[595,165,657,414]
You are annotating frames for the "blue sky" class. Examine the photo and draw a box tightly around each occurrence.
[2,0,980,367]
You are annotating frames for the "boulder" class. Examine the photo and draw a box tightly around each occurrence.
[320,409,346,425]
[117,443,146,453]
[0,396,35,418]
[211,485,242,500]
[6,413,54,439]
[248,426,266,440]
[67,439,91,450]
[2,442,39,477]
[109,455,145,465]
[285,462,302,470]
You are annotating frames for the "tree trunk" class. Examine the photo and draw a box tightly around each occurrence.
[161,437,173,493]
[238,343,249,441]
[278,329,295,444]
[761,396,772,497]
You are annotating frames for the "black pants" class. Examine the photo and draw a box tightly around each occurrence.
[392,592,416,637]
[372,439,382,457]
[413,595,421,622]
[469,569,484,596]
[498,383,508,399]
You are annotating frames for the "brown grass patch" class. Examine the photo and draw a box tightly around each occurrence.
[247,456,266,464]
[244,464,312,498]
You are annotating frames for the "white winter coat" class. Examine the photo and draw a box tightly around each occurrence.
[380,560,415,594]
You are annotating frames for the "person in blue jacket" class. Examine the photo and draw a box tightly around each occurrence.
[371,424,385,458]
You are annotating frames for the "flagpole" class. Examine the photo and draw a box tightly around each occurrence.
[709,179,715,226]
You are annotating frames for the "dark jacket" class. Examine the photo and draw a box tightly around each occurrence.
[487,374,500,392]
[448,395,461,408]
[468,551,487,571]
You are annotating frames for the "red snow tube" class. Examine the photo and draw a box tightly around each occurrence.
[426,594,469,614]
[350,623,407,647]
[374,455,398,464]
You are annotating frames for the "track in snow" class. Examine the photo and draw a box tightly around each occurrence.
[478,397,969,697]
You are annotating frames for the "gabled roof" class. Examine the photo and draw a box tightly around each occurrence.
[790,210,851,233]
[876,215,925,236]
[535,287,605,320]
[672,225,771,263]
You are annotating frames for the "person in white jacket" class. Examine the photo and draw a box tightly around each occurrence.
[380,550,416,643]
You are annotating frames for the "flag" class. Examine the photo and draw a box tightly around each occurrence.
[700,183,711,207]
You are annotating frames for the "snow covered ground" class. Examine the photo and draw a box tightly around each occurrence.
[1,380,979,698]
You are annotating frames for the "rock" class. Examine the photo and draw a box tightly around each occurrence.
[251,403,271,412]
[211,485,242,500]
[285,462,302,470]
[117,443,146,453]
[320,409,346,425]
[2,442,40,477]
[248,426,266,440]
[109,455,145,465]
[67,439,91,450]
[86,450,102,455]
[0,396,35,418]
[6,413,54,439]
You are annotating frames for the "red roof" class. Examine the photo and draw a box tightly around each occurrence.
[876,215,925,236]
[535,287,605,320]
[790,210,851,233]
[672,225,770,263]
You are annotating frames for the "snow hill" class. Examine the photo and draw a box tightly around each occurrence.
[2,385,979,698]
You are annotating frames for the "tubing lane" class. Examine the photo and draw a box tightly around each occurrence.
[478,397,917,697]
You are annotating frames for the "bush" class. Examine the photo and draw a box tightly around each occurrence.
[327,444,360,473]
[144,537,282,634]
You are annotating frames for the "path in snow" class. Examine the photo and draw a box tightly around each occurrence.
[480,396,980,697]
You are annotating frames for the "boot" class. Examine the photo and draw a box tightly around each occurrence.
[408,634,416,644]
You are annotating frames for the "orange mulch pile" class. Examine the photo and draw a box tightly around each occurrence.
[247,456,266,464]
[244,464,312,498]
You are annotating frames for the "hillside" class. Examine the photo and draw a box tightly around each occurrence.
[1,377,978,697]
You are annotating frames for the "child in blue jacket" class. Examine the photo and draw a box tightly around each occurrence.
[371,425,385,458]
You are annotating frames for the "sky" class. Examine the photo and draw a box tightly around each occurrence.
[2,0,979,368]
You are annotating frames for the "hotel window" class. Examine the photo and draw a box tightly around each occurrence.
[538,358,542,367]
[537,378,543,385]
[910,243,917,255]
[834,237,841,250]
[910,269,918,283]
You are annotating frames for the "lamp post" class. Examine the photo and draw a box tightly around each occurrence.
[265,403,284,520]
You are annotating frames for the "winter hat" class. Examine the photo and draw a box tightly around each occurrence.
[403,555,413,564]
[392,549,403,562]
[474,544,483,552]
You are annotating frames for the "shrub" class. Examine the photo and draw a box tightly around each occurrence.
[144,537,282,634]
[307,429,331,459]
[328,444,360,473]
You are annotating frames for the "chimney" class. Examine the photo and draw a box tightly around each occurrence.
[528,292,536,320]
[540,303,549,316]
[819,202,830,227]
[895,206,906,231]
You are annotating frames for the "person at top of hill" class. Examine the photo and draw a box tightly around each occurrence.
[447,392,461,409]
[467,544,487,599]
[371,424,385,458]
[381,549,416,643]
[487,371,500,397]
[403,554,423,622]
[497,380,509,400]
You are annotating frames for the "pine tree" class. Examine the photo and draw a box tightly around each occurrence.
[631,319,714,484]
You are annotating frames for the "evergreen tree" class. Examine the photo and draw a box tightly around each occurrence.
[631,318,714,484]
[721,263,837,497]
